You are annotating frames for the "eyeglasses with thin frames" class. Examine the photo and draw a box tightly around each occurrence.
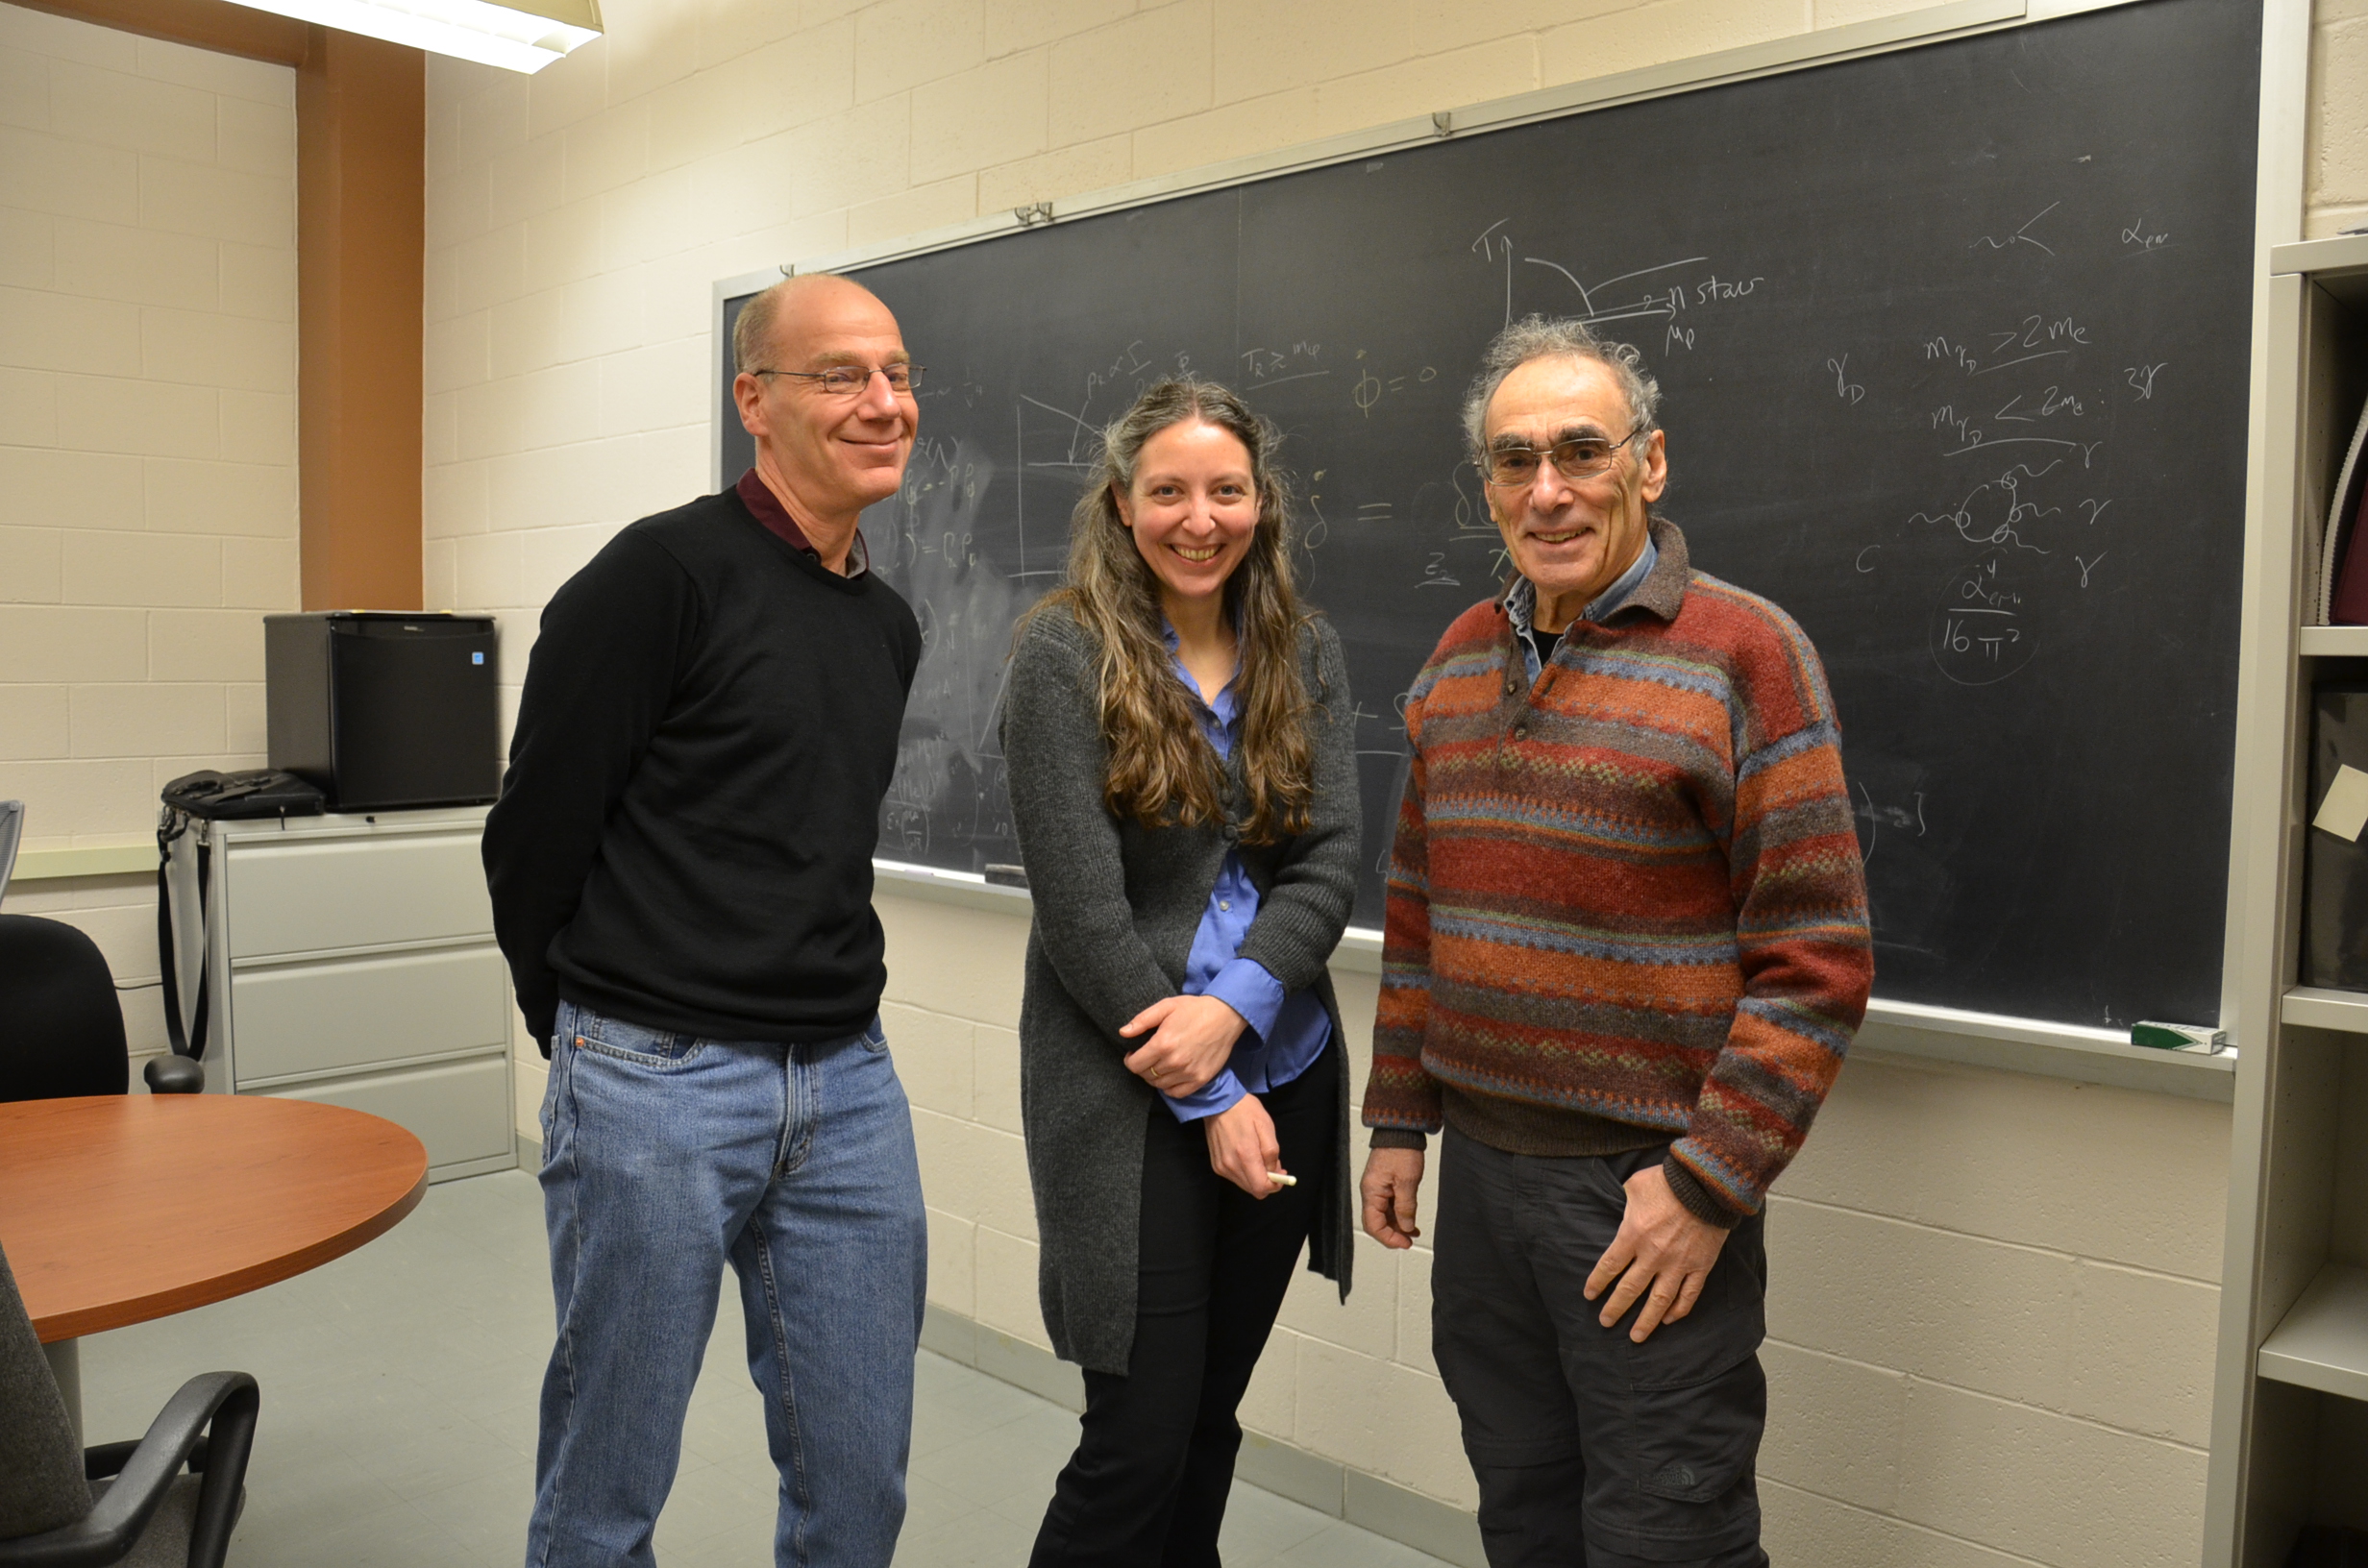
[752,364,925,396]
[1484,425,1646,488]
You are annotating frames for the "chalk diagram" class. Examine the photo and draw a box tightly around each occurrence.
[859,201,2176,890]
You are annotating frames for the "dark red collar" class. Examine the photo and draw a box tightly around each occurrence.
[735,468,869,576]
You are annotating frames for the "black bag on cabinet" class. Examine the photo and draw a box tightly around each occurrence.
[152,770,326,1066]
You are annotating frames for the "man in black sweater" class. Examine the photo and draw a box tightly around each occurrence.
[484,274,927,1568]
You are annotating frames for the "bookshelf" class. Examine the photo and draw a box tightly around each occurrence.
[2208,234,2368,1563]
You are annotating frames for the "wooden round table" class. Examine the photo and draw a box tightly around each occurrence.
[0,1094,428,1434]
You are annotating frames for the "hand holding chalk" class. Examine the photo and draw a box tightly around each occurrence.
[1204,1094,1283,1199]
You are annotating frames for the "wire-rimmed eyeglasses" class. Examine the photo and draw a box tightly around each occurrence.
[752,364,925,396]
[1483,425,1646,488]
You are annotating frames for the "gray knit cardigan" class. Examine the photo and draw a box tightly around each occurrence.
[999,607,1361,1375]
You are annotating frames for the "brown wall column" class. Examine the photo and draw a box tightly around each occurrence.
[17,0,424,612]
[298,27,424,610]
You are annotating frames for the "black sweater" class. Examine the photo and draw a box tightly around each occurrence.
[482,487,921,1054]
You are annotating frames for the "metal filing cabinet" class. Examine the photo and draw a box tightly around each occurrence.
[191,807,513,1182]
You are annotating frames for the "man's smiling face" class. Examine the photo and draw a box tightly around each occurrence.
[739,276,917,522]
[1485,355,1666,630]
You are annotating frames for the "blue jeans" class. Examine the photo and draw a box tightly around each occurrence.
[527,1001,927,1568]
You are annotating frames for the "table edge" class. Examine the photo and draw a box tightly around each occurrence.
[32,1158,429,1343]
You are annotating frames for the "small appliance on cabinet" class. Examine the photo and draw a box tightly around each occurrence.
[264,612,500,811]
[156,612,516,1181]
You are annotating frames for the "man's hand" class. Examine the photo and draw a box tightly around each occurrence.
[1120,994,1246,1096]
[1360,1146,1426,1249]
[1585,1163,1731,1343]
[1204,1095,1284,1198]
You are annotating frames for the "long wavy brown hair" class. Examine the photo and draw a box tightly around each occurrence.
[1021,379,1316,844]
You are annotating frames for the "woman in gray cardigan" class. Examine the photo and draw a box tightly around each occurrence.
[1000,380,1360,1565]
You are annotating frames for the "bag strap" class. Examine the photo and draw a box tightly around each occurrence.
[156,811,211,1063]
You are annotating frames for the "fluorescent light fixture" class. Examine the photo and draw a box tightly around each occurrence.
[225,0,602,72]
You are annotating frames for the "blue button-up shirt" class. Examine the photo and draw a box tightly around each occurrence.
[1158,627,1333,1121]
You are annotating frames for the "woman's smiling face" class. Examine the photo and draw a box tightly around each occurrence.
[1117,419,1259,612]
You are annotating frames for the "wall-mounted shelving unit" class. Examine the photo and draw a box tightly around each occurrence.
[2208,233,2368,1565]
[2258,1265,2368,1405]
[2296,626,2368,658]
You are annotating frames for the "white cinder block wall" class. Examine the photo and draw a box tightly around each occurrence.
[419,1,2351,1562]
[871,888,2233,1565]
[0,1,298,1061]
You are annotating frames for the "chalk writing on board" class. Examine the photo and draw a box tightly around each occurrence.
[1912,457,2084,555]
[853,112,2189,896]
[876,432,1034,867]
[786,0,2260,1019]
[1473,220,1516,324]
[1694,276,1764,303]
[1855,781,1930,867]
[1481,222,1729,337]
[1924,315,2092,380]
[1993,313,2090,352]
[1992,385,2084,422]
[1969,200,2060,256]
[1242,342,1329,390]
[1932,557,2035,685]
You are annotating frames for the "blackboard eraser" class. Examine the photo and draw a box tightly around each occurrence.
[983,864,1029,889]
[2131,1020,2228,1053]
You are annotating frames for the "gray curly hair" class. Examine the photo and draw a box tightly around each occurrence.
[1459,315,1662,458]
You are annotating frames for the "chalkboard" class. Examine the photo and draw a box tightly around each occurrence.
[719,0,2258,1031]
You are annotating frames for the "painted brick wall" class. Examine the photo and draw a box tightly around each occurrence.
[870,889,2232,1563]
[420,1,2284,1561]
[2312,0,2368,235]
[0,1,298,1058]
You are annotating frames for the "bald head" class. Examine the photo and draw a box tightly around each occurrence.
[729,272,915,565]
[731,274,886,375]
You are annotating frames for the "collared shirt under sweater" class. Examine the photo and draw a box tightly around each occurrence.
[1359,517,1874,1224]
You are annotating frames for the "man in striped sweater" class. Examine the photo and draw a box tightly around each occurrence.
[1359,317,1873,1567]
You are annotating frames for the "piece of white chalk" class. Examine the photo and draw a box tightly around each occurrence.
[1266,1172,1296,1187]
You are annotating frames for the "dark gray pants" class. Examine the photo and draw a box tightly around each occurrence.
[1432,1126,1770,1568]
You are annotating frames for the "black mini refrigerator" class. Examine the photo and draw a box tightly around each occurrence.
[265,612,500,812]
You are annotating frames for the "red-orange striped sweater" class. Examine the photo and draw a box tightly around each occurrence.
[1360,519,1873,1223]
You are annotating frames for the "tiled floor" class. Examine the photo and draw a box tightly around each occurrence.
[75,1169,1454,1567]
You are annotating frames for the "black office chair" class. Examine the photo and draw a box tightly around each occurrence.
[0,916,202,1101]
[0,799,22,901]
[0,1241,256,1568]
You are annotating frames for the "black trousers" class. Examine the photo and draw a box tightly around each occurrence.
[1432,1126,1771,1568]
[1028,1041,1339,1568]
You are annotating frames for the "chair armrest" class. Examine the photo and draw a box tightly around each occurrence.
[141,1057,204,1094]
[0,1373,256,1567]
[80,1437,208,1482]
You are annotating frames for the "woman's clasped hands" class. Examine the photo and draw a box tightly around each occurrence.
[1121,994,1288,1199]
